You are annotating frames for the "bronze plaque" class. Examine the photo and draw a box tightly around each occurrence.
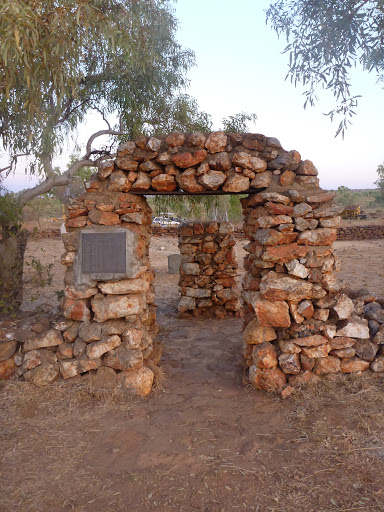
[81,232,127,274]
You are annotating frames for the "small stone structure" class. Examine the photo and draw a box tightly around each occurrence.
[241,190,384,392]
[178,221,241,318]
[2,131,384,395]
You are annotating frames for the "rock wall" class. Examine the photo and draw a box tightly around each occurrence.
[89,131,317,195]
[178,222,241,318]
[5,192,161,395]
[337,225,384,241]
[241,190,384,394]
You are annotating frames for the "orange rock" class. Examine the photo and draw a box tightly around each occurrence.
[176,168,206,193]
[166,131,185,147]
[88,209,120,225]
[68,207,88,218]
[118,366,154,396]
[279,352,301,374]
[205,131,228,153]
[0,355,16,380]
[252,295,291,327]
[249,365,286,391]
[151,174,177,192]
[172,149,207,168]
[264,202,293,216]
[62,298,91,322]
[65,216,88,229]
[289,370,320,387]
[341,357,370,373]
[279,170,296,186]
[252,342,278,368]
[296,160,318,176]
[222,174,250,193]
[261,244,308,264]
[314,356,341,375]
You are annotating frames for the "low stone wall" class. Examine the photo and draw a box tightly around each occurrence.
[337,225,384,241]
[178,222,241,318]
[2,193,161,395]
[241,190,384,394]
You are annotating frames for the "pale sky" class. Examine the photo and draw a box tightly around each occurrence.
[3,0,384,193]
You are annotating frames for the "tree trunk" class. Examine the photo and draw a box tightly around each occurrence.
[0,229,29,314]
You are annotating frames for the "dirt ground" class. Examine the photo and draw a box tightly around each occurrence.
[1,230,384,511]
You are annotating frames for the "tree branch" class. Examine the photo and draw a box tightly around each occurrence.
[85,129,122,158]
[18,129,124,206]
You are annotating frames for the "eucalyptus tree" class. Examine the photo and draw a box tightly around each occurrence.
[0,0,194,205]
[0,0,197,311]
[266,0,384,136]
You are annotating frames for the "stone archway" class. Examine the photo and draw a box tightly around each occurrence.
[23,130,380,395]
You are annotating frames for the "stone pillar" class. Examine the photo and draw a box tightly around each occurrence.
[178,221,241,318]
[241,189,377,393]
[55,191,160,395]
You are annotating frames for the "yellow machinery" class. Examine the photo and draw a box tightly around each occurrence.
[341,205,361,219]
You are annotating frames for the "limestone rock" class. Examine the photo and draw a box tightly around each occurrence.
[73,338,86,358]
[92,295,144,322]
[24,362,59,386]
[232,152,267,172]
[294,335,329,347]
[243,319,277,344]
[60,357,101,379]
[98,278,149,295]
[333,294,355,320]
[328,337,355,350]
[103,346,143,370]
[205,131,227,153]
[301,344,330,358]
[86,335,121,359]
[250,171,273,188]
[118,366,154,396]
[184,288,211,299]
[131,172,152,191]
[181,263,200,275]
[335,316,370,339]
[260,272,326,301]
[297,228,337,246]
[296,160,318,176]
[261,244,308,264]
[166,131,185,147]
[285,259,309,279]
[222,174,250,193]
[24,329,63,352]
[62,298,91,322]
[198,170,226,190]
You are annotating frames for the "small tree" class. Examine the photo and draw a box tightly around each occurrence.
[375,162,384,201]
